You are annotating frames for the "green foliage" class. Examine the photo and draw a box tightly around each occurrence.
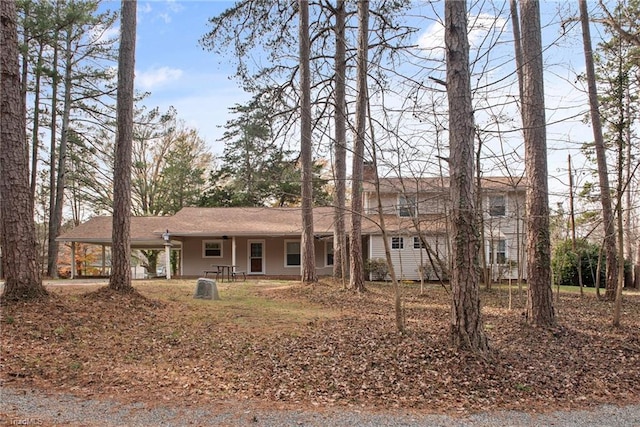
[364,258,389,281]
[199,95,331,207]
[551,239,605,287]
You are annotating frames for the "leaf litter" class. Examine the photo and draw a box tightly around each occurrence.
[1,281,639,415]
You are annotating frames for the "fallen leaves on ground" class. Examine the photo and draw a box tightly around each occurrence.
[1,280,639,415]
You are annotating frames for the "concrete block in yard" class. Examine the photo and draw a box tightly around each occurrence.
[194,278,220,300]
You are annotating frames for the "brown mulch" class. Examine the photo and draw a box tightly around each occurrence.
[1,281,639,415]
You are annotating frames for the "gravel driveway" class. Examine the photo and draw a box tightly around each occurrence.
[2,386,640,426]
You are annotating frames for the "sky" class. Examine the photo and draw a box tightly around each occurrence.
[103,0,247,155]
[98,0,604,202]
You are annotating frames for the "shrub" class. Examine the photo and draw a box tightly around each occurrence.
[364,258,389,281]
[552,239,610,287]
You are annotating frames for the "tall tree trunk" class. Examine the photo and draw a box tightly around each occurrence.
[634,243,640,289]
[48,31,74,279]
[475,131,489,289]
[349,0,368,292]
[30,43,44,210]
[510,0,524,103]
[46,26,60,278]
[510,0,525,304]
[579,0,617,300]
[568,154,584,295]
[520,0,555,327]
[0,0,47,300]
[332,0,347,284]
[109,0,137,292]
[612,58,627,326]
[299,0,316,284]
[445,0,488,352]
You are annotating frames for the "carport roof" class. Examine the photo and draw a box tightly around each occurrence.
[57,216,172,248]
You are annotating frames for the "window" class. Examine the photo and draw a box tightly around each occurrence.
[413,236,426,249]
[489,195,506,216]
[285,240,301,267]
[391,237,404,250]
[203,240,223,258]
[398,194,417,217]
[490,239,507,264]
[326,240,334,267]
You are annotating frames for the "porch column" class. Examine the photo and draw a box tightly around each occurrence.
[101,245,106,275]
[162,229,172,280]
[164,243,171,280]
[232,236,237,267]
[70,242,77,279]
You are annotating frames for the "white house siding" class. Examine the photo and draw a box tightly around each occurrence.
[370,231,526,282]
[369,234,449,281]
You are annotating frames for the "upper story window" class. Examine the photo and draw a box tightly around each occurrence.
[391,237,404,250]
[489,195,506,217]
[413,236,426,249]
[203,240,223,258]
[398,194,417,217]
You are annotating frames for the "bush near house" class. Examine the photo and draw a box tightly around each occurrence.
[364,258,389,281]
[552,239,631,287]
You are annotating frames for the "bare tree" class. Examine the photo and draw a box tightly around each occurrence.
[445,0,488,352]
[299,0,316,284]
[332,0,347,284]
[520,0,554,327]
[0,0,47,300]
[349,0,368,292]
[109,0,136,292]
[579,0,617,301]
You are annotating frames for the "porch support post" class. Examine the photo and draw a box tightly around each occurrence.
[101,245,106,275]
[164,242,171,280]
[232,236,237,267]
[70,242,77,279]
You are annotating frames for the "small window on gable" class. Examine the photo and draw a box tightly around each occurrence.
[391,237,404,250]
[203,240,223,258]
[489,195,506,216]
[398,194,417,217]
[285,240,301,267]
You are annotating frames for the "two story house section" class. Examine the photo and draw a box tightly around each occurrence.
[361,164,526,281]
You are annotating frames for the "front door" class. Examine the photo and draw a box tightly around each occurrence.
[248,240,265,274]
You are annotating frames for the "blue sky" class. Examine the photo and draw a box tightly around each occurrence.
[103,0,247,155]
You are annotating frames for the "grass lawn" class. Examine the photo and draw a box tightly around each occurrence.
[2,279,640,414]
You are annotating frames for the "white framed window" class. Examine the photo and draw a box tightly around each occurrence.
[489,239,507,264]
[285,240,301,267]
[398,194,417,217]
[325,240,334,267]
[391,237,404,250]
[489,195,506,217]
[203,240,223,258]
[413,236,426,249]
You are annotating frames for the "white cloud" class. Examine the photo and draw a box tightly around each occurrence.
[136,66,183,90]
[166,0,184,13]
[416,13,508,59]
[140,2,152,14]
[158,12,171,24]
[417,21,445,55]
